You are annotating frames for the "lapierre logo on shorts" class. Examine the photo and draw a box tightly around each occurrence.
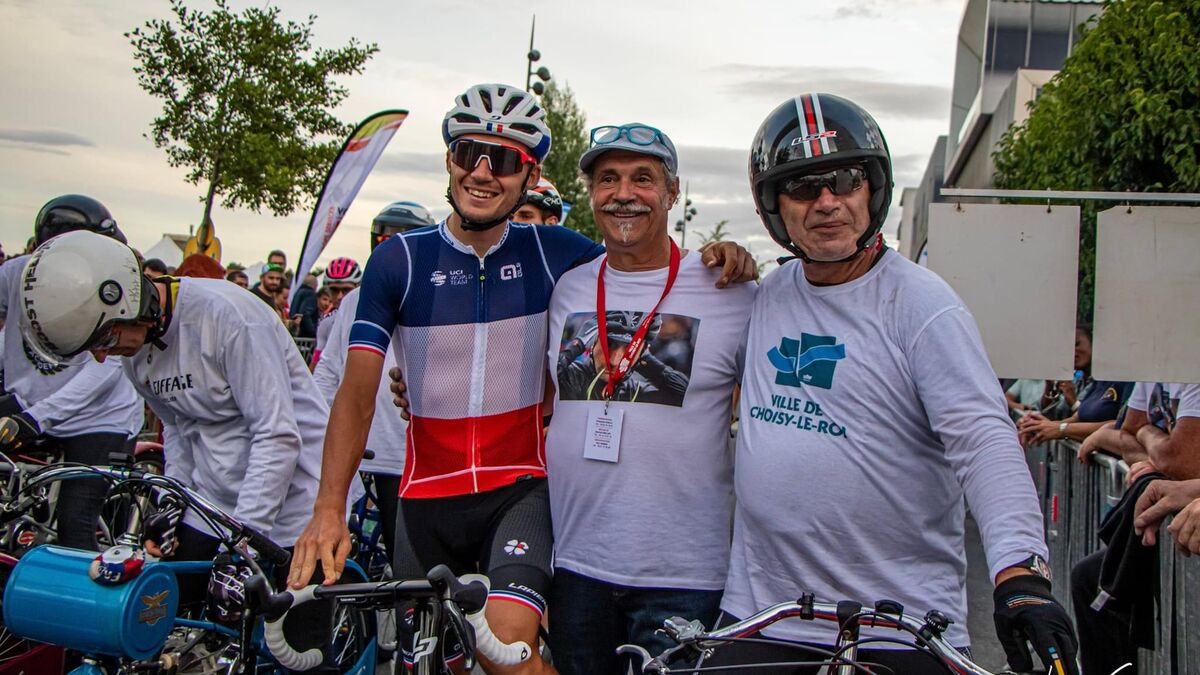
[500,263,522,280]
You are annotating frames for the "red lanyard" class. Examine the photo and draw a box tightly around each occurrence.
[595,240,681,401]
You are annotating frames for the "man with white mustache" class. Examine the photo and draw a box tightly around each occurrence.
[542,123,757,673]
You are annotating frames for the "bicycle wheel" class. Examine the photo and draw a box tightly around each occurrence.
[0,553,65,671]
[328,564,378,672]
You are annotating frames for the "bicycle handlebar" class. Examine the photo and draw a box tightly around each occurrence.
[3,464,291,566]
[620,593,1024,675]
[248,564,533,670]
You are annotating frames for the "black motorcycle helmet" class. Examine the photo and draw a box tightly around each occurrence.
[34,194,126,246]
[371,201,435,250]
[749,93,892,262]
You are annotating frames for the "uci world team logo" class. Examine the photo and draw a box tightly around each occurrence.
[768,333,846,390]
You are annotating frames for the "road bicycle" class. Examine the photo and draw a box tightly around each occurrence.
[620,592,1064,674]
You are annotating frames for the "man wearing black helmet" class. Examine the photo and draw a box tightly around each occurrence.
[0,195,142,551]
[514,178,564,226]
[703,95,1078,674]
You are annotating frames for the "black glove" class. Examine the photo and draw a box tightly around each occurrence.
[0,413,41,450]
[993,575,1079,674]
[143,494,186,557]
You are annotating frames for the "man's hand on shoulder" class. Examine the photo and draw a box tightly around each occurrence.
[699,241,759,288]
[288,504,351,588]
[389,367,410,420]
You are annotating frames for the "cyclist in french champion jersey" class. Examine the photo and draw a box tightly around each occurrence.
[290,83,755,673]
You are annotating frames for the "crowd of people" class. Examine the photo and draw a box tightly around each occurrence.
[1003,332,1197,674]
[0,82,1193,675]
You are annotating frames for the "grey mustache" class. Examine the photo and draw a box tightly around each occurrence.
[600,201,651,214]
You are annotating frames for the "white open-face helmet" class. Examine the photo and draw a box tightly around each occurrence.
[19,230,149,363]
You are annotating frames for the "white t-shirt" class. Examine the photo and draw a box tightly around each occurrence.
[1125,382,1187,413]
[0,256,142,438]
[545,251,755,590]
[1175,383,1200,420]
[122,278,327,546]
[722,250,1047,648]
[311,287,406,476]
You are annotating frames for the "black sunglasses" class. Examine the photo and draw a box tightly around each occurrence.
[449,138,535,177]
[780,166,867,202]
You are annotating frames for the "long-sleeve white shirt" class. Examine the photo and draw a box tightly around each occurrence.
[722,250,1048,649]
[311,287,406,477]
[123,278,327,546]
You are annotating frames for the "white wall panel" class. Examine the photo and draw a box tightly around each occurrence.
[928,203,1079,379]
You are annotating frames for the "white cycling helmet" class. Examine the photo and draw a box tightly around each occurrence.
[442,83,552,162]
[18,230,152,363]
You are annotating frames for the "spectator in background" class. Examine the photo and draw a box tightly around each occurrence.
[1069,383,1197,675]
[143,258,169,277]
[1018,325,1132,446]
[513,177,564,225]
[267,249,287,269]
[316,286,332,315]
[23,237,35,255]
[173,254,225,279]
[251,262,286,316]
[225,269,249,288]
[290,274,319,339]
[1005,378,1046,414]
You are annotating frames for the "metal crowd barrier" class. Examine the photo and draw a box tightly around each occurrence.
[1028,438,1200,672]
[294,337,316,365]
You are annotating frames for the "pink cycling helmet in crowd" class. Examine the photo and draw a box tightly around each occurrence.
[324,257,362,285]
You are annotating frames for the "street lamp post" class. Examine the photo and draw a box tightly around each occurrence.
[524,16,552,95]
[673,182,697,247]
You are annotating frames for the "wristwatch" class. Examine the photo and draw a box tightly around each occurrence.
[1012,554,1052,582]
[1058,421,1069,438]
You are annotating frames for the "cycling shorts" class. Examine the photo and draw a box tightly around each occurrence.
[393,477,552,665]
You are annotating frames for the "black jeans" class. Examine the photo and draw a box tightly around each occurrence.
[51,432,135,550]
[548,567,723,675]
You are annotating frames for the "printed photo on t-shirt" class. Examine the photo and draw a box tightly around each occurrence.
[556,310,699,407]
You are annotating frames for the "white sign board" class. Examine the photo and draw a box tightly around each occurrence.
[928,203,1079,380]
[1093,206,1200,383]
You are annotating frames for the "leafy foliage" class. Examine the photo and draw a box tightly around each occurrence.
[992,0,1200,320]
[539,82,600,242]
[127,0,378,225]
[694,220,730,245]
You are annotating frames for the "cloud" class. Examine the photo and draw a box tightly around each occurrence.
[0,128,95,149]
[373,151,446,177]
[711,65,951,121]
[0,141,69,156]
[835,2,883,19]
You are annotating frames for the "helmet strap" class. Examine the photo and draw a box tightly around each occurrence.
[445,166,533,232]
[142,275,178,350]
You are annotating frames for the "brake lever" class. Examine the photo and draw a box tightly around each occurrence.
[444,598,478,669]
[615,644,659,673]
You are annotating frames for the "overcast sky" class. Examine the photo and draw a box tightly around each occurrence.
[0,0,964,269]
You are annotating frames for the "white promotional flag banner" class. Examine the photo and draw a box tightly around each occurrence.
[291,109,408,303]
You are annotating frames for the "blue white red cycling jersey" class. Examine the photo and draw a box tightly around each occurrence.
[350,220,603,499]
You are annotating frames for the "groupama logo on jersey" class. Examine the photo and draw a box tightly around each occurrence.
[768,333,846,390]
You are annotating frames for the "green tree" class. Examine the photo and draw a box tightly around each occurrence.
[992,0,1199,321]
[694,220,730,245]
[539,82,600,241]
[127,0,378,227]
